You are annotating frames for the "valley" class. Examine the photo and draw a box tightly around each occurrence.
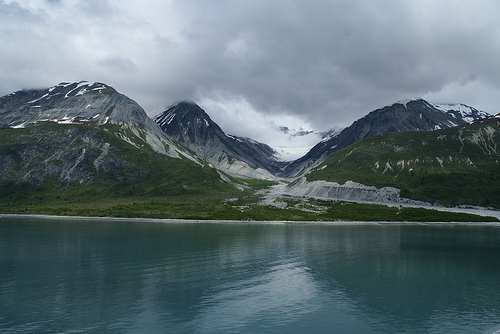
[0,81,498,222]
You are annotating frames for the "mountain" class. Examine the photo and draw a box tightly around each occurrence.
[299,114,500,208]
[154,101,285,179]
[0,82,233,189]
[0,83,498,220]
[0,81,196,160]
[282,98,490,176]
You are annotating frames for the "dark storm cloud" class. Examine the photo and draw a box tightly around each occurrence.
[143,0,500,127]
[1,0,499,137]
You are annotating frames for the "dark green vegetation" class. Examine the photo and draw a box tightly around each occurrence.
[0,123,237,217]
[308,117,500,208]
[0,122,498,222]
[0,187,496,222]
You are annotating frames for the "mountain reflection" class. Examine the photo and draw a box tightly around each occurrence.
[1,219,500,333]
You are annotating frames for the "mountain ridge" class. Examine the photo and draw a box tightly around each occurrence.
[282,98,491,176]
[0,83,491,180]
[154,101,285,179]
[300,114,500,208]
[0,81,199,161]
[0,82,498,220]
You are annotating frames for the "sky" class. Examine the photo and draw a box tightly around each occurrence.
[1,0,500,153]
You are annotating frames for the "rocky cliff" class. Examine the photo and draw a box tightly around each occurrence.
[283,98,490,176]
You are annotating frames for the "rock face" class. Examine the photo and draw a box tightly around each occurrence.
[0,81,194,159]
[300,114,500,208]
[1,82,141,127]
[0,125,147,186]
[0,83,492,189]
[283,98,490,176]
[154,101,285,178]
[0,82,213,187]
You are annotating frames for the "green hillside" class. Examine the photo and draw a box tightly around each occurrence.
[307,117,500,208]
[0,123,242,216]
[1,122,498,222]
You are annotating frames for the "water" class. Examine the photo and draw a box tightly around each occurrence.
[1,218,500,333]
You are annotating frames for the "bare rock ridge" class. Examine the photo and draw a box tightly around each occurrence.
[0,81,195,159]
[1,81,139,127]
[0,82,491,183]
[154,101,285,178]
[153,98,490,178]
[282,98,490,176]
[0,81,221,187]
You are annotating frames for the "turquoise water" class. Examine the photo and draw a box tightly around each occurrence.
[1,218,500,333]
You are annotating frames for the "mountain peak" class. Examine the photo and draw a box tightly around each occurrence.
[154,101,223,145]
[394,97,424,106]
[282,97,491,176]
[0,80,143,129]
[176,100,198,106]
[386,98,490,125]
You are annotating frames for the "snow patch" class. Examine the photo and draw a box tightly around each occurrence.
[429,102,490,123]
[28,93,49,104]
[64,81,89,98]
[12,122,27,129]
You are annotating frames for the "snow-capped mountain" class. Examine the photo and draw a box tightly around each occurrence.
[1,83,492,182]
[0,81,238,188]
[297,113,500,207]
[154,101,285,179]
[398,99,490,128]
[2,81,132,127]
[0,81,194,159]
[282,98,491,176]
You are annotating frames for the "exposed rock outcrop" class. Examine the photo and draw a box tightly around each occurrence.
[283,98,490,176]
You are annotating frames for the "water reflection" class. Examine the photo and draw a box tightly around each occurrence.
[1,219,500,333]
[191,260,318,332]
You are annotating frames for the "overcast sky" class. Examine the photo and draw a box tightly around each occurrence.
[1,0,500,145]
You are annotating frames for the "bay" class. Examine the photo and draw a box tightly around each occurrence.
[1,217,500,333]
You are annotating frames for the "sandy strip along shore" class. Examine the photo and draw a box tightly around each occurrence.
[1,213,500,226]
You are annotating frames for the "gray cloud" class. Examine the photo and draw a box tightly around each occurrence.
[98,55,137,73]
[1,0,499,137]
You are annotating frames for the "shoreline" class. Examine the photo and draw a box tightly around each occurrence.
[2,213,500,226]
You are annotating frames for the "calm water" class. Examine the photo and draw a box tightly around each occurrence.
[1,218,500,333]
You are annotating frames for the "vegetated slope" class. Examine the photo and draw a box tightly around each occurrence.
[0,123,230,196]
[0,82,246,217]
[1,82,497,221]
[154,101,285,178]
[307,115,500,208]
[284,98,490,176]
